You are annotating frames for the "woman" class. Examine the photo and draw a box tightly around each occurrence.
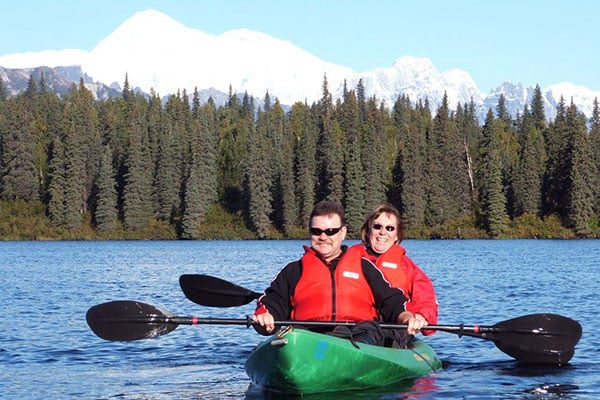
[353,203,438,336]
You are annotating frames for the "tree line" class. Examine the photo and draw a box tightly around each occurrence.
[0,73,599,239]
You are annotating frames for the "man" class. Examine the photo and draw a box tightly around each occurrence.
[252,200,418,345]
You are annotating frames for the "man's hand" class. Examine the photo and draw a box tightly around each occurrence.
[251,310,275,333]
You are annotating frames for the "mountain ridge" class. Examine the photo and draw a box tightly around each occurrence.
[1,9,598,120]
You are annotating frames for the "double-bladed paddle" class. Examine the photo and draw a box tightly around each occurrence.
[178,274,583,365]
[86,300,580,365]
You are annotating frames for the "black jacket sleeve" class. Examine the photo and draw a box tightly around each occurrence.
[361,258,408,323]
[253,260,302,335]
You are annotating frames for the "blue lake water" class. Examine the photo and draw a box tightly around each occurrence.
[0,239,598,399]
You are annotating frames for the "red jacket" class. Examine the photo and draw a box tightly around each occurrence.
[255,246,407,331]
[291,246,379,321]
[355,243,438,335]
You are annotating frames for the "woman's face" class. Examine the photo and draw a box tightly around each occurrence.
[368,212,399,254]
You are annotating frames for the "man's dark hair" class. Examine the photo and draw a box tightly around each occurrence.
[308,200,346,227]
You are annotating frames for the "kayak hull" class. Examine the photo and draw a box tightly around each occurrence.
[245,327,441,394]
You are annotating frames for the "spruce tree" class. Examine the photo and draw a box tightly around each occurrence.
[94,145,118,232]
[181,148,203,239]
[24,76,37,101]
[565,103,595,236]
[246,108,272,238]
[513,103,546,216]
[542,97,569,219]
[0,99,39,201]
[362,97,388,213]
[78,80,103,214]
[494,96,520,218]
[123,105,153,231]
[392,95,427,230]
[146,91,165,215]
[340,90,365,235]
[195,97,219,221]
[268,99,297,236]
[155,127,179,221]
[0,76,7,101]
[218,90,250,211]
[316,75,344,203]
[427,93,471,224]
[291,102,317,226]
[62,99,86,228]
[478,110,508,236]
[590,98,600,216]
[530,85,546,131]
[456,100,479,199]
[47,136,67,226]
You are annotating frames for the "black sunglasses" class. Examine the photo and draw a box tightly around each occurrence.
[309,226,344,236]
[372,223,396,232]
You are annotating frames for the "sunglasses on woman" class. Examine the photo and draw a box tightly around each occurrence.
[309,226,344,236]
[372,223,396,232]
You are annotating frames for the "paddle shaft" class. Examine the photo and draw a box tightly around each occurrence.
[100,314,541,338]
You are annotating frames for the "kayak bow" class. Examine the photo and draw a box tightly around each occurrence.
[245,326,441,394]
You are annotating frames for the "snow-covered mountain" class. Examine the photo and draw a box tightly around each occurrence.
[1,9,599,121]
[346,56,483,111]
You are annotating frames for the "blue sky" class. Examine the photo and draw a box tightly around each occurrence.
[1,0,598,92]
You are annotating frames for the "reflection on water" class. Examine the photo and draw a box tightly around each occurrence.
[525,383,580,399]
[244,375,438,400]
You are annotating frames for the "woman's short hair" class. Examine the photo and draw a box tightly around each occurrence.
[360,203,404,244]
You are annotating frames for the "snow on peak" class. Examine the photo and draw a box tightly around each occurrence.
[392,56,435,72]
[0,9,597,118]
[544,82,600,117]
[80,9,353,103]
[351,56,480,110]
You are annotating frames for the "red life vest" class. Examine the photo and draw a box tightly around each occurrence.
[357,243,439,331]
[290,246,378,321]
[365,244,412,296]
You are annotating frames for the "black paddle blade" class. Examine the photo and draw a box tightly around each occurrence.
[86,300,177,341]
[492,314,582,365]
[179,274,261,307]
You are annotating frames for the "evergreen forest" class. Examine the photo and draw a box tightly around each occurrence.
[1,73,599,240]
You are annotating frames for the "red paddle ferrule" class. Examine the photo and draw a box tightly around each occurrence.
[474,325,480,333]
[192,316,198,325]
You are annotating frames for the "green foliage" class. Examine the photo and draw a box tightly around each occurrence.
[291,102,317,227]
[94,145,118,232]
[507,214,574,239]
[565,104,595,236]
[0,200,56,240]
[340,90,365,235]
[316,76,344,203]
[392,95,427,230]
[0,75,598,240]
[0,98,39,201]
[0,76,7,101]
[47,136,67,226]
[181,152,204,239]
[195,204,256,239]
[477,111,508,237]
[590,98,600,215]
[246,107,273,239]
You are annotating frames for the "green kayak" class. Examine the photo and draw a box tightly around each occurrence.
[245,326,442,394]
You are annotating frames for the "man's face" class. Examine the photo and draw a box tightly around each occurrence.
[309,213,346,263]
